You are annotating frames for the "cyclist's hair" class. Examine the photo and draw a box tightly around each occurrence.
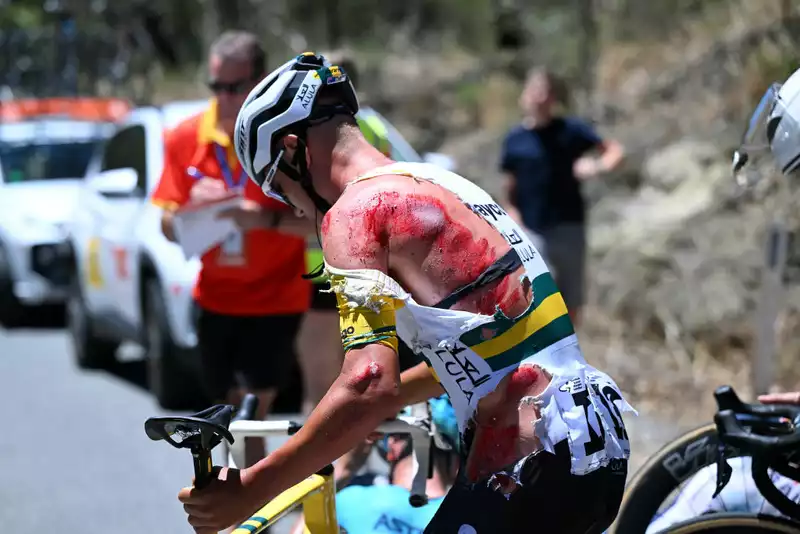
[525,66,569,107]
[307,90,359,133]
[209,30,267,79]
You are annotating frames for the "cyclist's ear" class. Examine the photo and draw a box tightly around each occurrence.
[281,134,300,159]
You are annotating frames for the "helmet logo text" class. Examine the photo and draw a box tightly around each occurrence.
[296,83,317,109]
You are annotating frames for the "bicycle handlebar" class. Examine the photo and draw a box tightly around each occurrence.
[145,395,435,509]
[714,386,800,451]
[232,393,259,424]
[713,385,800,519]
[227,394,433,507]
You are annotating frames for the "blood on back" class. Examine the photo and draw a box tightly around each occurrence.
[323,176,529,316]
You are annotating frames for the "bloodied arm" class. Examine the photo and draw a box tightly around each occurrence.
[241,200,407,506]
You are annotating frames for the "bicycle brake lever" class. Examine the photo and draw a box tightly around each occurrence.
[712,442,733,499]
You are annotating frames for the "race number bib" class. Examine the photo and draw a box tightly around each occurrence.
[553,370,632,475]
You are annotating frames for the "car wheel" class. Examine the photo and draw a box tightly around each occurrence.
[67,274,119,369]
[0,245,25,327]
[144,279,197,410]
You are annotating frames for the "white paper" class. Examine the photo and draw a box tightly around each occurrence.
[172,197,242,259]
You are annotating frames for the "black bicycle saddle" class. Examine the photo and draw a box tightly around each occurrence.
[144,404,235,451]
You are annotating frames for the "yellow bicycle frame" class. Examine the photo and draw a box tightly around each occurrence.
[232,465,338,534]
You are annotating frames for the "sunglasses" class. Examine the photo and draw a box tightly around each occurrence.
[207,78,254,95]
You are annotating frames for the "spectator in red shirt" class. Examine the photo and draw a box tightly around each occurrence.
[152,31,313,467]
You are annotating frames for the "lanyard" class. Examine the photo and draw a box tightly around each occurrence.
[214,144,245,191]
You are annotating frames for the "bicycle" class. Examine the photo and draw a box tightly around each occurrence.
[144,395,436,534]
[609,385,800,533]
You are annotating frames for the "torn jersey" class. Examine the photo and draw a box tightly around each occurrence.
[325,162,636,476]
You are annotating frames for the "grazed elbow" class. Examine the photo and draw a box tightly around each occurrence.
[343,357,400,407]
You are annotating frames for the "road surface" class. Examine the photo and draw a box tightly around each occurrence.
[0,318,310,534]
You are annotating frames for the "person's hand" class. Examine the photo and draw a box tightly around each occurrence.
[189,178,230,204]
[178,466,263,533]
[573,157,603,181]
[758,391,800,405]
[217,199,268,231]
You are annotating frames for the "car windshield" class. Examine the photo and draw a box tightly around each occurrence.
[0,140,99,183]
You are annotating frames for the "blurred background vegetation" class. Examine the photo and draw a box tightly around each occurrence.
[4,0,800,464]
[2,0,798,154]
[1,0,797,133]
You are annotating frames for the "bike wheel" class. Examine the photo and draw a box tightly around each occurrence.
[658,513,800,533]
[610,424,730,533]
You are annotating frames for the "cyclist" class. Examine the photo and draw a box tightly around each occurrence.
[178,52,635,533]
[641,69,800,531]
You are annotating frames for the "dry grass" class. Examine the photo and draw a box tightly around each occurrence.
[597,0,791,100]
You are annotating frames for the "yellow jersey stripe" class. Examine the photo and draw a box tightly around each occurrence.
[470,292,569,360]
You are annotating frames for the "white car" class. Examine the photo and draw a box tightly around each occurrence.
[67,99,207,409]
[0,105,123,326]
[67,100,454,410]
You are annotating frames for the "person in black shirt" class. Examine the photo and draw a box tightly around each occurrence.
[500,67,624,327]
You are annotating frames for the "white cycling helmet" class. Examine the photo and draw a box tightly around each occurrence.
[234,52,359,213]
[734,68,800,180]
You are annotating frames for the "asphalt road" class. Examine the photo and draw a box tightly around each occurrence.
[0,314,304,534]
